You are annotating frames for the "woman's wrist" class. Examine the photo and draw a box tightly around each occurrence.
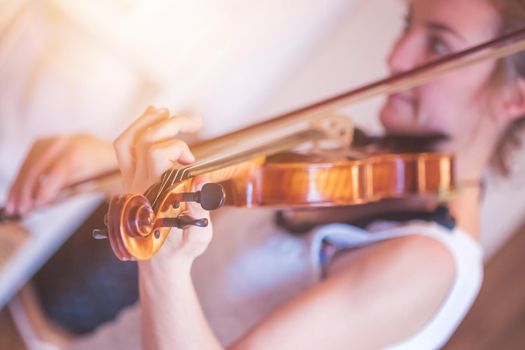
[139,254,194,278]
[138,258,194,303]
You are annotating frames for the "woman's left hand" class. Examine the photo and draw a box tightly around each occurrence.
[113,106,212,263]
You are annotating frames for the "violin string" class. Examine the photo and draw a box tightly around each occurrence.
[151,147,233,208]
[154,142,251,199]
[153,145,214,207]
[151,171,170,208]
[151,128,326,206]
[166,130,318,188]
[152,166,180,208]
[173,138,272,186]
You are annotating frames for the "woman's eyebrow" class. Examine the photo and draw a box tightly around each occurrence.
[426,21,467,42]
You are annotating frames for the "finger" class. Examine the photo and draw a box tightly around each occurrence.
[135,116,201,182]
[6,148,41,214]
[145,139,196,179]
[32,155,72,207]
[7,138,67,215]
[181,200,211,246]
[137,115,202,146]
[113,107,169,175]
[192,175,210,191]
[120,106,169,144]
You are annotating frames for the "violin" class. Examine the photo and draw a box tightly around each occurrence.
[105,124,456,260]
[102,28,525,261]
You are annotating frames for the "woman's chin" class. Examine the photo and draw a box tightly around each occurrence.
[379,106,441,135]
[379,107,418,134]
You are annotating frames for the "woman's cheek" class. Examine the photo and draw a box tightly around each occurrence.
[415,83,458,131]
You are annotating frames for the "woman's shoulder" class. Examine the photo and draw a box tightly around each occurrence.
[319,221,483,349]
[325,228,457,285]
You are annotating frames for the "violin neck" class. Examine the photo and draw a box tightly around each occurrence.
[148,129,328,203]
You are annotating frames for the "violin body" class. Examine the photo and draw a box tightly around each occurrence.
[221,150,453,208]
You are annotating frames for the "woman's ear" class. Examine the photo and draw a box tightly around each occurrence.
[502,78,525,121]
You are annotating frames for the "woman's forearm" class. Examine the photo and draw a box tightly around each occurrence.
[139,259,223,350]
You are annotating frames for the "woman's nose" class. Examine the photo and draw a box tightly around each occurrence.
[387,34,422,75]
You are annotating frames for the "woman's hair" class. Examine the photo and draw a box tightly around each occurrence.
[490,0,525,176]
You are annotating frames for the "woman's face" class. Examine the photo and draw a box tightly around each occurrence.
[379,0,503,142]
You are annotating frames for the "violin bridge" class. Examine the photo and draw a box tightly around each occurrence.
[309,114,354,150]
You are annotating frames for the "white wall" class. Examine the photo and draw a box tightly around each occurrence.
[0,0,359,191]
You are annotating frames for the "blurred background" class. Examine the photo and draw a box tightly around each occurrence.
[0,0,524,349]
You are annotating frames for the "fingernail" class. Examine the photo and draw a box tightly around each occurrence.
[181,154,196,164]
[144,106,155,113]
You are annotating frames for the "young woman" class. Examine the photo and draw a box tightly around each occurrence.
[6,0,525,349]
[99,0,525,349]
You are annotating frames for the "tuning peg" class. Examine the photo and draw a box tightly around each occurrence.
[155,215,208,230]
[93,215,208,241]
[92,228,108,240]
[177,183,225,211]
[92,216,206,241]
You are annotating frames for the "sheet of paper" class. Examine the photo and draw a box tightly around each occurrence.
[0,223,29,269]
[0,194,103,308]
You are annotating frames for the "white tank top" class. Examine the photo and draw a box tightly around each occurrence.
[68,207,483,350]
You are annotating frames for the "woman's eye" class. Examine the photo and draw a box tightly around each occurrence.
[428,36,451,56]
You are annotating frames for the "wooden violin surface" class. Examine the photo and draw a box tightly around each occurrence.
[221,151,454,208]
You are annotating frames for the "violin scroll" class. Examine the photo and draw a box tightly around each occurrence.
[106,194,156,261]
[103,182,226,261]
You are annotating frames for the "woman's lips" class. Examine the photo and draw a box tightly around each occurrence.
[389,92,415,105]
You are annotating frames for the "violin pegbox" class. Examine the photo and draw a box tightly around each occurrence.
[102,180,226,261]
[309,114,354,149]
